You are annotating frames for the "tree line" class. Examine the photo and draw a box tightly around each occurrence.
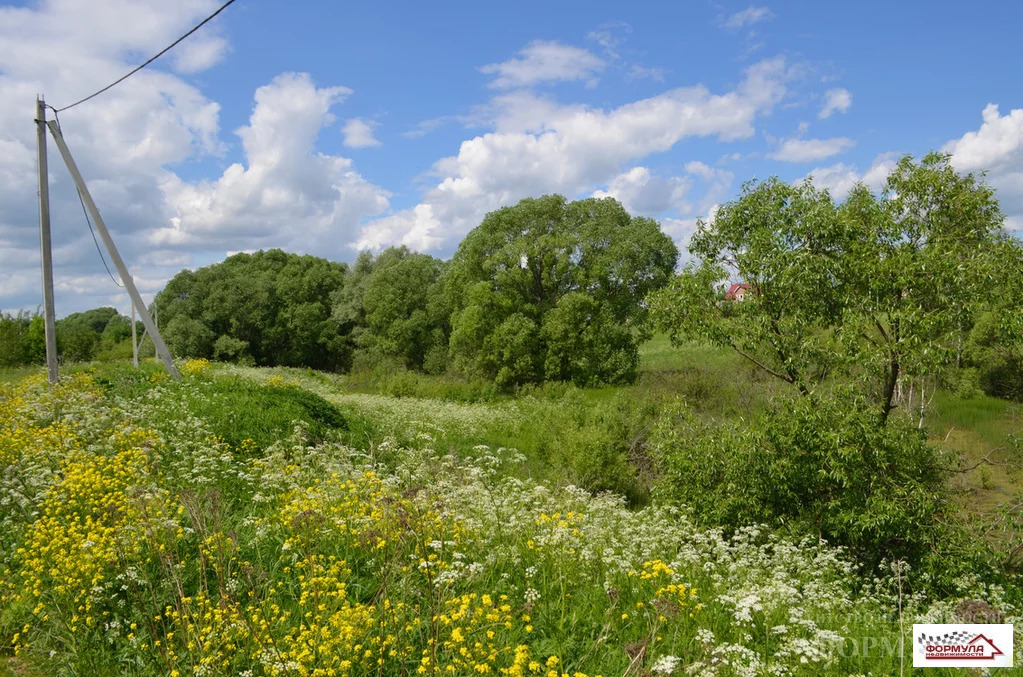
[153,195,679,387]
[0,306,136,367]
[6,154,1021,401]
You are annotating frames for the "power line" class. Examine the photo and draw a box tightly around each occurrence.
[54,0,237,113]
[51,109,123,288]
[77,183,124,288]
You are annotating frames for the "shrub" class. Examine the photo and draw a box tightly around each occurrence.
[521,389,658,504]
[965,310,1023,401]
[651,392,963,576]
[181,377,347,449]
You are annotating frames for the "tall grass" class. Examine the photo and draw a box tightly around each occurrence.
[4,368,1017,675]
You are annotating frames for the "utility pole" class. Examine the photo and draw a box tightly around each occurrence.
[131,299,138,368]
[36,97,59,385]
[46,121,181,381]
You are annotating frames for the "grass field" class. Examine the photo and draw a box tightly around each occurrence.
[2,341,1021,674]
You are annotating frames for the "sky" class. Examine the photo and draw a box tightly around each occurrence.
[2,0,1023,317]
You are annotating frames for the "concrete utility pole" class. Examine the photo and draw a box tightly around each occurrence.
[46,121,181,381]
[131,299,138,368]
[36,97,59,384]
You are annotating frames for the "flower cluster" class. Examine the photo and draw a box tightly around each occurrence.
[181,358,212,377]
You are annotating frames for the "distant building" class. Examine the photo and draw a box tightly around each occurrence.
[724,283,751,301]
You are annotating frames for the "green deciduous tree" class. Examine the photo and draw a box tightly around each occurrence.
[0,311,37,367]
[650,153,1010,424]
[343,246,448,372]
[840,153,1006,423]
[649,178,846,395]
[157,250,348,370]
[447,195,678,388]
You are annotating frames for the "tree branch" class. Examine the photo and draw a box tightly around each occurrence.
[728,340,795,384]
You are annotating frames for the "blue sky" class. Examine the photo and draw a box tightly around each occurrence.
[2,0,1023,315]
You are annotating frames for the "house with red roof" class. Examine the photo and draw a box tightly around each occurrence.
[724,283,751,301]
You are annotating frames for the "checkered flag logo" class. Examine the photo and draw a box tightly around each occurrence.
[917,631,975,646]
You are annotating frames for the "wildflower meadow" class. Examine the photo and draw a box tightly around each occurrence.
[1,362,1019,676]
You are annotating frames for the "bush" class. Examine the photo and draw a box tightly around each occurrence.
[0,312,38,367]
[650,392,963,575]
[520,389,658,505]
[383,370,420,399]
[182,377,347,450]
[965,311,1023,401]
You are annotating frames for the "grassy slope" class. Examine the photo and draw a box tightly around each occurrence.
[5,338,1020,521]
[7,362,975,675]
[928,392,1022,520]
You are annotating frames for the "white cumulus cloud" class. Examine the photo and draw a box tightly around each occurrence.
[945,104,1023,231]
[353,57,791,252]
[342,118,382,148]
[591,167,691,216]
[155,73,390,254]
[769,136,855,162]
[0,0,231,314]
[804,153,899,199]
[818,88,852,119]
[480,40,605,89]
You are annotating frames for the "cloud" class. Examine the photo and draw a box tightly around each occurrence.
[945,104,1023,231]
[402,115,461,139]
[171,34,229,74]
[684,161,735,211]
[342,118,381,148]
[804,153,899,199]
[944,104,1023,173]
[0,0,233,315]
[591,167,691,216]
[154,73,390,254]
[587,22,630,61]
[818,88,852,119]
[723,5,774,30]
[353,57,791,252]
[480,40,605,89]
[769,136,855,162]
[627,64,666,82]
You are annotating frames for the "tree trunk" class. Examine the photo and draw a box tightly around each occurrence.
[880,356,900,426]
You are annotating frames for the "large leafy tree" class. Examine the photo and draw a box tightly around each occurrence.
[839,154,1006,422]
[54,307,129,362]
[650,153,1009,424]
[157,250,348,370]
[332,246,448,371]
[447,195,678,387]
[649,178,848,395]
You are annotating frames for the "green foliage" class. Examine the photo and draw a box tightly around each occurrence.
[54,306,138,363]
[651,393,962,574]
[58,307,120,335]
[213,334,250,363]
[840,154,1007,422]
[651,154,1010,425]
[55,321,98,362]
[535,389,656,504]
[23,316,46,364]
[651,179,846,395]
[0,306,139,366]
[447,195,678,388]
[157,249,348,370]
[0,311,39,367]
[966,310,1023,401]
[352,247,448,370]
[181,377,347,450]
